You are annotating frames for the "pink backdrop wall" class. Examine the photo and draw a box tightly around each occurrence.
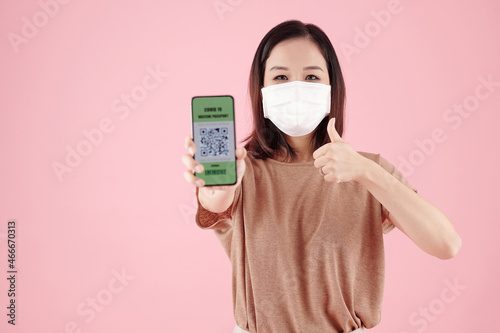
[1,0,499,332]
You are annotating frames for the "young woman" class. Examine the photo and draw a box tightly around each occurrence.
[182,20,461,333]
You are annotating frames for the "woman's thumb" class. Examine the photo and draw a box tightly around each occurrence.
[236,147,247,159]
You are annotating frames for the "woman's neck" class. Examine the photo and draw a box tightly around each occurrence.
[276,133,315,163]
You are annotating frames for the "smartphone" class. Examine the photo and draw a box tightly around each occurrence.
[191,95,237,186]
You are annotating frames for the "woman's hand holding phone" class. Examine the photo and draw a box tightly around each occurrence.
[182,136,247,213]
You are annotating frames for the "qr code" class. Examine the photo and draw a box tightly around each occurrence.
[199,127,229,157]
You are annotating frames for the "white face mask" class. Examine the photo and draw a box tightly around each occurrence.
[261,81,331,137]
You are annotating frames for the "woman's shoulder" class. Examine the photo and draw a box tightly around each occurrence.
[244,151,270,171]
[245,150,270,164]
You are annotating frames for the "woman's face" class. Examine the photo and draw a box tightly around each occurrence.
[263,37,330,88]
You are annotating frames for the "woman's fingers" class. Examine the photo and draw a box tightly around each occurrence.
[182,135,206,187]
[185,136,196,155]
[182,136,204,173]
[183,169,205,187]
[181,153,204,173]
[183,138,247,190]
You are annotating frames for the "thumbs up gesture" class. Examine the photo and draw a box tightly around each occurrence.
[312,117,370,183]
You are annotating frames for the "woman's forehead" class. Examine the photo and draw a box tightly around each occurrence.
[266,38,327,69]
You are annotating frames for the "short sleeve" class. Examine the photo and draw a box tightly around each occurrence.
[194,183,242,230]
[376,154,418,234]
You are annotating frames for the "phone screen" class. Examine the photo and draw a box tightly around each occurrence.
[191,95,237,186]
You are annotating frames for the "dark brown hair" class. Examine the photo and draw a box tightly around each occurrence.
[242,20,346,161]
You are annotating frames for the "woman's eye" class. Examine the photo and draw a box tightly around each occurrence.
[274,75,288,80]
[306,75,319,80]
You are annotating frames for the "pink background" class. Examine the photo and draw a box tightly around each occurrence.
[1,0,499,332]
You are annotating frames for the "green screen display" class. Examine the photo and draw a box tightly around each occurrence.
[191,96,237,186]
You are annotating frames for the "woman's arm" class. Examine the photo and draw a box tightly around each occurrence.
[358,159,462,260]
[312,118,462,260]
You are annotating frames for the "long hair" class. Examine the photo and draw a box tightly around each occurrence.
[242,20,346,161]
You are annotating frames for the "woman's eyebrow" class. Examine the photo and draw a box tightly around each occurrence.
[303,66,324,72]
[268,65,324,72]
[269,66,289,71]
